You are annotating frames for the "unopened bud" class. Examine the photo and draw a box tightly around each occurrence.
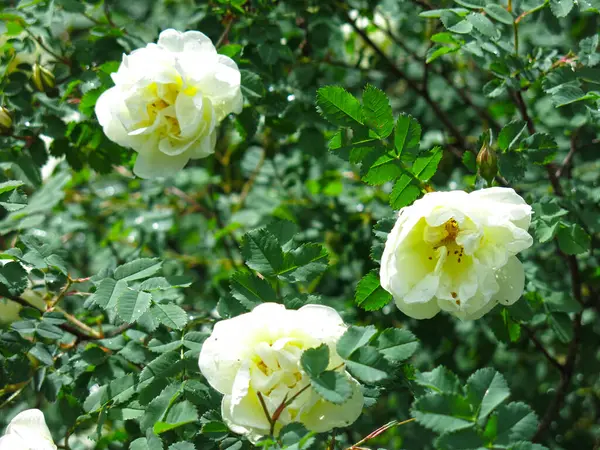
[0,106,13,135]
[32,63,57,96]
[476,143,498,185]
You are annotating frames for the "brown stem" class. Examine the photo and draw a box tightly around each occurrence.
[347,418,416,449]
[522,325,564,373]
[556,131,579,178]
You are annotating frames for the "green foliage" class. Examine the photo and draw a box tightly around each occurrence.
[0,0,598,449]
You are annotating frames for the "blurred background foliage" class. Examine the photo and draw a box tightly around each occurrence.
[0,0,598,449]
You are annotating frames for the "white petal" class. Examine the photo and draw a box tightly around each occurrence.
[227,387,272,432]
[493,256,525,307]
[95,88,132,148]
[132,147,190,179]
[4,409,56,450]
[189,132,216,160]
[300,375,364,432]
[396,297,440,319]
[0,434,25,450]
[158,29,215,55]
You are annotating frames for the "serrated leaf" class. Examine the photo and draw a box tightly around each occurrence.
[466,368,510,420]
[498,120,527,151]
[362,153,403,186]
[466,13,498,38]
[114,258,162,282]
[337,325,378,359]
[355,271,392,311]
[415,366,462,395]
[413,147,443,181]
[390,174,421,209]
[242,228,284,276]
[375,328,418,363]
[316,86,363,127]
[362,84,394,138]
[394,114,421,157]
[310,370,352,404]
[344,346,389,383]
[0,261,28,297]
[301,344,330,377]
[412,393,474,433]
[0,180,24,194]
[240,70,265,100]
[230,271,275,309]
[151,304,188,330]
[550,0,574,17]
[91,278,128,309]
[557,223,590,255]
[117,290,152,323]
[154,400,199,434]
[485,5,514,24]
[494,402,538,445]
[436,427,486,449]
[279,243,328,282]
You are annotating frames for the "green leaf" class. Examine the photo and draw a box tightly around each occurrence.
[0,188,27,212]
[394,114,422,157]
[344,346,389,383]
[154,400,199,433]
[548,312,573,343]
[375,328,418,363]
[316,86,363,127]
[337,325,378,359]
[498,120,527,151]
[415,366,462,395]
[413,147,443,181]
[484,5,514,24]
[139,352,181,386]
[578,35,600,67]
[117,290,152,323]
[242,228,284,276]
[462,152,477,173]
[0,180,24,194]
[557,223,590,255]
[301,343,330,377]
[130,432,164,450]
[150,304,189,330]
[230,271,275,309]
[453,0,486,7]
[440,11,474,34]
[355,271,392,311]
[412,393,475,433]
[114,258,163,282]
[280,243,328,282]
[91,278,128,309]
[466,13,498,38]
[362,84,394,138]
[466,368,510,420]
[0,262,28,297]
[390,174,421,209]
[240,70,265,100]
[435,427,486,450]
[362,153,403,186]
[550,0,574,17]
[494,402,538,445]
[310,370,352,404]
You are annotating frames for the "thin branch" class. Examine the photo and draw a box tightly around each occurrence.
[556,131,579,178]
[234,149,266,212]
[216,17,235,48]
[522,325,564,373]
[344,11,467,150]
[347,418,416,449]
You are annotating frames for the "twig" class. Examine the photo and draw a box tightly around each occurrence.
[216,17,235,48]
[556,131,579,178]
[234,149,266,212]
[347,418,416,449]
[522,325,564,373]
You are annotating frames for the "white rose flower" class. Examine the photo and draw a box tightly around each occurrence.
[95,29,243,178]
[0,409,56,450]
[381,187,533,320]
[198,303,364,441]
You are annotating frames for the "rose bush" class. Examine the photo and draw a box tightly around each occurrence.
[0,1,598,449]
[95,29,242,178]
[380,188,533,320]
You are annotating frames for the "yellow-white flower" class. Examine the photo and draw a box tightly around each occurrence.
[381,188,533,320]
[198,303,363,441]
[0,409,56,450]
[95,29,242,178]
